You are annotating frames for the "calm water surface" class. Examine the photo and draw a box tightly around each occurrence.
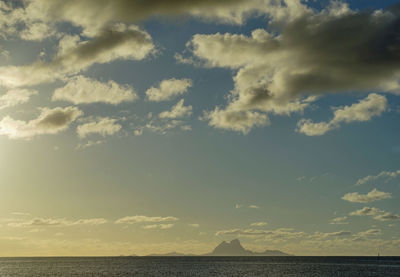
[0,256,399,276]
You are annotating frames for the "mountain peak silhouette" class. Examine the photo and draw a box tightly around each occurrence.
[210,239,252,256]
[208,239,292,256]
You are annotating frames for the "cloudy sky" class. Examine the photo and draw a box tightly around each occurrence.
[0,0,400,256]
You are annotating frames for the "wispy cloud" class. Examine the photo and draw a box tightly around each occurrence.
[142,224,174,230]
[329,217,349,225]
[342,189,392,203]
[297,94,387,136]
[349,207,400,221]
[0,89,37,110]
[159,99,192,119]
[356,169,400,186]
[250,222,267,227]
[115,215,178,224]
[8,217,107,228]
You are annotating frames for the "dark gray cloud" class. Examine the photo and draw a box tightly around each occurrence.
[184,3,400,132]
[0,24,154,87]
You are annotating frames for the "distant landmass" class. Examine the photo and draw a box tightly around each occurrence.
[206,239,292,256]
[147,252,196,257]
[145,239,292,256]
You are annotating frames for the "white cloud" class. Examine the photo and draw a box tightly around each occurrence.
[115,215,179,224]
[146,78,192,102]
[342,189,392,203]
[188,223,200,228]
[203,108,269,134]
[142,224,174,230]
[215,228,304,240]
[0,106,83,139]
[250,222,267,227]
[310,231,353,240]
[8,217,107,228]
[297,93,387,136]
[145,119,191,134]
[77,117,122,138]
[248,205,260,209]
[0,89,38,110]
[356,169,400,186]
[159,99,192,119]
[350,207,400,221]
[52,76,137,105]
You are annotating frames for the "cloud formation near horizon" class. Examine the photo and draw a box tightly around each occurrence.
[115,215,179,224]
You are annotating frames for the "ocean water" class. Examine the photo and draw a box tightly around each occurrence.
[0,256,399,276]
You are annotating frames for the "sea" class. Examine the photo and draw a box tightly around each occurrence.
[0,256,399,276]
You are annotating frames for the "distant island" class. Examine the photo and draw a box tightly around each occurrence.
[145,239,292,256]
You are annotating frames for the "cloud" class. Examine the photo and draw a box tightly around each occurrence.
[159,99,192,119]
[215,228,304,240]
[250,222,267,227]
[235,204,261,209]
[0,1,56,41]
[75,140,103,150]
[188,223,200,228]
[0,89,38,110]
[145,119,191,134]
[133,129,143,136]
[203,108,269,134]
[20,0,309,38]
[0,24,154,88]
[297,93,387,136]
[0,106,83,139]
[52,76,137,105]
[10,212,31,216]
[311,231,353,240]
[115,215,178,224]
[342,189,392,203]
[357,229,381,238]
[8,217,107,228]
[356,169,400,185]
[329,216,349,225]
[77,117,122,138]
[142,224,174,230]
[146,78,192,102]
[349,207,400,221]
[182,3,400,133]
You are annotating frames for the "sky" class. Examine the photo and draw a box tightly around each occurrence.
[0,0,399,256]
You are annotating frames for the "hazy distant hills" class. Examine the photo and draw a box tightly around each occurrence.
[145,239,292,256]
